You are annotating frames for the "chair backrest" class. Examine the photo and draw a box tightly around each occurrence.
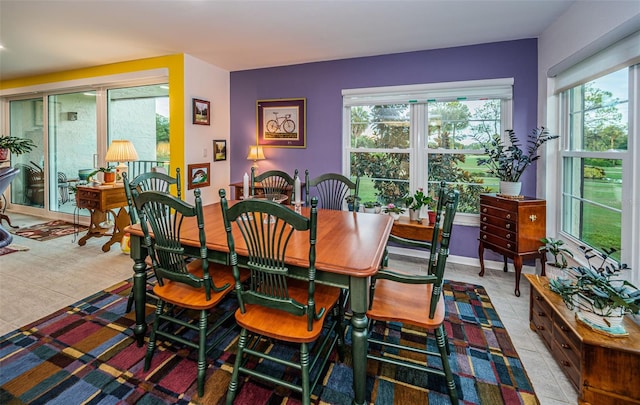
[134,189,221,300]
[127,160,170,180]
[0,167,20,196]
[123,168,181,224]
[251,167,298,198]
[304,170,359,210]
[219,189,321,331]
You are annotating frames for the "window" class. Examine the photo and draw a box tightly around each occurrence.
[559,67,634,262]
[343,79,513,219]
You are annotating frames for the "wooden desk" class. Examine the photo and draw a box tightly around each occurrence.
[126,205,393,405]
[526,274,640,404]
[230,181,304,205]
[391,216,435,241]
[76,184,129,252]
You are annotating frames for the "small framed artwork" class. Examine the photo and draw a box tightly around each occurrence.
[187,162,211,189]
[256,98,306,148]
[192,98,210,125]
[213,139,227,162]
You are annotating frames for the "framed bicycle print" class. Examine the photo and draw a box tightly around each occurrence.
[256,98,306,148]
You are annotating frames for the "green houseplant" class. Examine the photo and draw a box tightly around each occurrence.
[477,127,559,196]
[538,237,574,269]
[0,135,36,159]
[549,246,640,334]
[403,188,434,222]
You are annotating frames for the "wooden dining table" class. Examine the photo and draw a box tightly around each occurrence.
[125,202,393,405]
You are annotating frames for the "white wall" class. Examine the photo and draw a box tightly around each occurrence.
[183,55,230,205]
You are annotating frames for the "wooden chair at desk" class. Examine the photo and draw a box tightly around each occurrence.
[135,188,246,397]
[220,191,345,405]
[250,167,298,203]
[122,168,182,312]
[367,182,460,404]
[304,170,359,211]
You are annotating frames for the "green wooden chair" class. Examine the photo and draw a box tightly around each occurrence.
[304,170,359,211]
[135,189,246,397]
[367,182,460,404]
[122,168,182,312]
[250,167,298,201]
[219,189,344,405]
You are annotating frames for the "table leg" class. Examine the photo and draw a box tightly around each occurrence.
[503,255,509,272]
[101,207,129,252]
[478,240,485,276]
[78,209,108,246]
[349,277,368,405]
[129,234,148,346]
[540,253,546,277]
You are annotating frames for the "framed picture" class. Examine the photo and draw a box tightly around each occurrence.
[213,139,227,162]
[192,98,210,125]
[187,163,211,189]
[256,98,306,148]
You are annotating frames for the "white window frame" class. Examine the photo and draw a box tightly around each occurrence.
[342,78,513,226]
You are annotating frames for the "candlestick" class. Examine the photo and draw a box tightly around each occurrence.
[243,172,249,199]
[294,176,301,203]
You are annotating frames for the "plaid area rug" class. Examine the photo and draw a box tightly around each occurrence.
[10,220,86,242]
[0,280,538,404]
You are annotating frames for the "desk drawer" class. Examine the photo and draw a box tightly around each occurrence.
[480,231,517,253]
[480,213,516,230]
[531,293,552,347]
[551,338,581,390]
[480,204,518,222]
[553,321,581,371]
[480,222,518,242]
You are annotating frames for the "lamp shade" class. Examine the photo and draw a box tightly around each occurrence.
[105,140,139,163]
[246,145,265,161]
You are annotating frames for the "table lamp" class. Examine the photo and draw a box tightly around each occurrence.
[105,140,139,183]
[246,145,265,174]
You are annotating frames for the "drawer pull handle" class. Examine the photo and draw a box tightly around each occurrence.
[561,360,570,367]
[560,325,568,331]
[529,214,537,222]
[482,208,487,213]
[537,311,546,317]
[536,326,545,331]
[535,295,543,301]
[482,216,487,221]
[505,223,511,229]
[482,235,487,240]
[506,214,511,219]
[482,225,487,231]
[561,343,570,349]
[506,243,512,249]
[506,234,511,239]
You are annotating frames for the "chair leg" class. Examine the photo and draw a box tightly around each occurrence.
[226,328,247,405]
[434,325,458,403]
[334,290,346,362]
[125,290,135,313]
[144,300,165,371]
[300,342,310,405]
[197,309,207,397]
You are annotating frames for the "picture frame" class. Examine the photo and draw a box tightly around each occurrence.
[187,162,211,189]
[192,98,210,125]
[256,98,306,148]
[213,139,227,162]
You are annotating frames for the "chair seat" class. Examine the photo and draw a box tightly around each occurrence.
[367,277,445,329]
[154,261,248,310]
[235,279,341,343]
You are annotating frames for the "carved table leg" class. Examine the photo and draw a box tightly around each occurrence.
[478,240,486,276]
[513,255,523,297]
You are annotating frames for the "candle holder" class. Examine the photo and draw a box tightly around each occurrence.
[293,201,303,214]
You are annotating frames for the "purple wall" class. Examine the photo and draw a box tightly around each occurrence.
[230,39,538,259]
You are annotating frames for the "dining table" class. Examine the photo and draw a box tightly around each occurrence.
[125,201,393,405]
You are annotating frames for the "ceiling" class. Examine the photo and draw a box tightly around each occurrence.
[0,0,576,82]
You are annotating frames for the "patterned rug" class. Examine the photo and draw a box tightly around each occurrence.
[10,220,86,242]
[0,244,30,256]
[0,280,538,404]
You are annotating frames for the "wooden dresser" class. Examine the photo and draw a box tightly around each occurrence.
[76,184,129,252]
[526,274,640,404]
[478,194,546,296]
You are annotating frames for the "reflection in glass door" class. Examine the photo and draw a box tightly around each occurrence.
[49,92,98,215]
[9,98,45,209]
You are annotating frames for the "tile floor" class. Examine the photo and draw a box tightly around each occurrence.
[0,212,577,404]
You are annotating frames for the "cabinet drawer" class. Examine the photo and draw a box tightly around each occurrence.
[480,222,517,242]
[480,213,516,230]
[531,294,552,346]
[553,321,581,371]
[77,190,99,200]
[480,204,517,222]
[551,338,581,390]
[480,195,517,211]
[480,231,517,252]
[77,199,99,209]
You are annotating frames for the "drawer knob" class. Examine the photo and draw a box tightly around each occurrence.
[535,296,543,301]
[506,243,512,249]
[506,234,511,239]
[506,214,511,219]
[505,223,511,229]
[482,235,487,240]
[482,207,487,213]
[560,325,568,331]
[482,216,487,222]
[482,225,487,231]
[537,311,546,317]
[536,326,545,331]
[561,343,570,349]
[561,360,570,367]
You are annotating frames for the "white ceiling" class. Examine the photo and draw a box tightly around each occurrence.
[0,0,577,81]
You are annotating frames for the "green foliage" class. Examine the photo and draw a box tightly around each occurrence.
[156,114,169,143]
[549,246,639,316]
[583,166,605,179]
[402,188,433,210]
[538,237,574,268]
[476,127,559,182]
[0,136,36,155]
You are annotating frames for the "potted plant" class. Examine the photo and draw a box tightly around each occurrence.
[539,237,574,269]
[345,195,360,212]
[383,203,404,220]
[362,201,381,213]
[403,188,433,222]
[549,246,640,335]
[476,127,559,196]
[88,166,116,184]
[0,135,36,160]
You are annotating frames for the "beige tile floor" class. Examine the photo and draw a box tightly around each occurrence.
[0,212,577,404]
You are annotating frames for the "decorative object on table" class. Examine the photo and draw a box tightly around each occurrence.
[242,172,249,199]
[476,127,559,196]
[246,144,265,174]
[0,135,36,160]
[10,220,87,242]
[402,188,434,223]
[213,139,227,161]
[187,162,210,189]
[362,201,381,213]
[0,279,538,405]
[87,167,115,185]
[548,246,639,336]
[105,140,139,183]
[192,98,210,125]
[538,237,574,278]
[345,194,361,212]
[257,98,306,148]
[383,203,404,220]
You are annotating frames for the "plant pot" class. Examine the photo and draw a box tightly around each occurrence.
[389,212,400,221]
[409,209,420,222]
[374,206,382,214]
[102,171,116,184]
[347,203,359,212]
[363,207,376,213]
[500,181,522,196]
[428,210,436,225]
[0,148,9,161]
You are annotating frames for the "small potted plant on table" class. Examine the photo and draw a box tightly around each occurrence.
[403,188,433,223]
[539,237,574,279]
[383,203,404,221]
[345,195,361,212]
[0,135,36,160]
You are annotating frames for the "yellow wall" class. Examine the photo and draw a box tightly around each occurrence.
[0,55,186,181]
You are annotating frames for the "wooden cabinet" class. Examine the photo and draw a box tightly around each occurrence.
[230,181,303,205]
[478,194,546,296]
[76,185,129,252]
[526,274,640,404]
[390,216,435,242]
